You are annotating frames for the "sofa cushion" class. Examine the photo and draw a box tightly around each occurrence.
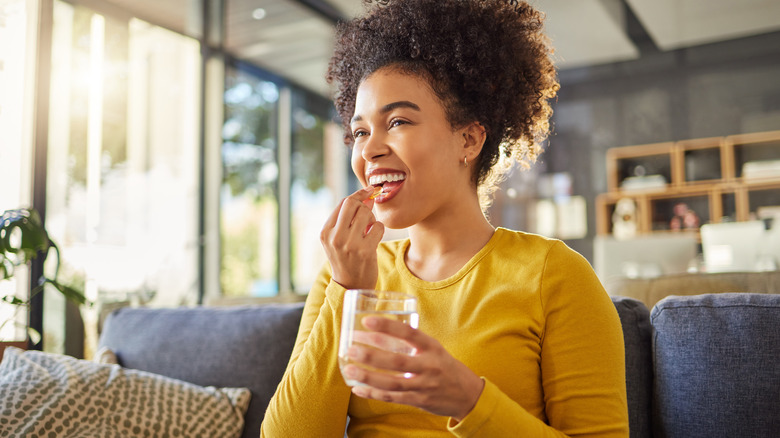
[98,303,304,438]
[612,295,652,438]
[0,347,250,437]
[651,293,780,437]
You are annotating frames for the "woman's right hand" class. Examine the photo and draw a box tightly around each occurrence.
[320,186,385,290]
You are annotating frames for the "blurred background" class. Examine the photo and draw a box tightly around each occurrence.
[1,0,779,357]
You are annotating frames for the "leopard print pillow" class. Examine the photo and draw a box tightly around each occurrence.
[0,347,251,437]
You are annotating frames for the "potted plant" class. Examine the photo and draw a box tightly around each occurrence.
[1,208,87,361]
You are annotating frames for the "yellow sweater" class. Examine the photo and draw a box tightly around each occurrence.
[261,228,628,437]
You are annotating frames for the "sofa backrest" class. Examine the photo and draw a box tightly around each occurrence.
[651,293,780,437]
[603,271,780,309]
[612,295,653,438]
[99,303,305,438]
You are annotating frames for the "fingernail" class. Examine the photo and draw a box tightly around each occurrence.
[344,366,358,378]
[352,387,367,397]
[362,316,378,329]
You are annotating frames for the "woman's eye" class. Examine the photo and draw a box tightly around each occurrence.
[352,129,367,139]
[390,119,407,128]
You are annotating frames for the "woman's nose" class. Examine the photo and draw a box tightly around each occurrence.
[361,131,390,162]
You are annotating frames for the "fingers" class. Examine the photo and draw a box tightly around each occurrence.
[354,185,378,205]
[342,351,424,394]
[350,382,430,408]
[363,220,385,247]
[345,364,424,394]
[325,190,378,244]
[351,330,414,355]
[322,186,374,231]
[346,317,431,376]
[320,186,383,290]
[348,343,423,375]
[321,197,346,233]
[344,319,485,420]
[348,369,483,422]
[344,317,432,384]
[334,196,374,236]
[362,316,429,350]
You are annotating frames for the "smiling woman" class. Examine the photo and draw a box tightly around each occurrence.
[261,1,628,437]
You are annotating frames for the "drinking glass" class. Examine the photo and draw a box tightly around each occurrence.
[338,289,419,387]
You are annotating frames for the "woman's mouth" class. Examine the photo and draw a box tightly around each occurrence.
[368,173,406,202]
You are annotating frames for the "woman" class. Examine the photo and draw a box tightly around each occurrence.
[261,0,628,436]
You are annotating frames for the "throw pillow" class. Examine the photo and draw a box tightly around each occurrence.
[0,347,251,437]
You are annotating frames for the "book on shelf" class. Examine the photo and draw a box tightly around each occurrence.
[620,174,667,191]
[743,160,780,180]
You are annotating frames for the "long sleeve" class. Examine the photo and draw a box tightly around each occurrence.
[262,230,629,437]
[447,240,628,437]
[260,265,351,437]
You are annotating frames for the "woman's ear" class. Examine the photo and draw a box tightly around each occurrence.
[461,121,487,162]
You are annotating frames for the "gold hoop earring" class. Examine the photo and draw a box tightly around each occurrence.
[463,157,468,167]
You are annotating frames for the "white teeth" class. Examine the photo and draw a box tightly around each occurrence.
[368,173,406,186]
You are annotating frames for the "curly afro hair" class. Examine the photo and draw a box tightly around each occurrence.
[326,0,559,208]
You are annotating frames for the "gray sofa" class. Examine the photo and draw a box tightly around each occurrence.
[99,304,304,438]
[98,293,780,438]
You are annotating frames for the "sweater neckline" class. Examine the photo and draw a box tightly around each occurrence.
[394,227,507,290]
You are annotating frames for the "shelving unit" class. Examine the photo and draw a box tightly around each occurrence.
[596,130,780,237]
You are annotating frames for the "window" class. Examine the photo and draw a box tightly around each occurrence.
[221,65,280,297]
[44,0,201,355]
[0,0,36,342]
[220,66,350,298]
[7,0,350,357]
[290,90,344,293]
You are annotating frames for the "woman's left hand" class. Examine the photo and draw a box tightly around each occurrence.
[342,316,485,422]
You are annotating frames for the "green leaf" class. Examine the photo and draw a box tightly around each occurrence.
[1,208,86,312]
[0,256,10,280]
[0,208,51,265]
[1,295,28,306]
[41,277,88,306]
[26,326,41,345]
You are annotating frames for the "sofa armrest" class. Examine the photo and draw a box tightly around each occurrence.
[98,303,304,438]
[612,295,652,438]
[651,293,780,437]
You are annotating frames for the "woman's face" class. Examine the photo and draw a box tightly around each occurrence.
[350,68,474,229]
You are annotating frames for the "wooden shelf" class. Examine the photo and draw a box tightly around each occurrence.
[597,130,780,237]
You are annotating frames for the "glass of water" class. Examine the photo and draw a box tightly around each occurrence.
[338,289,419,387]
